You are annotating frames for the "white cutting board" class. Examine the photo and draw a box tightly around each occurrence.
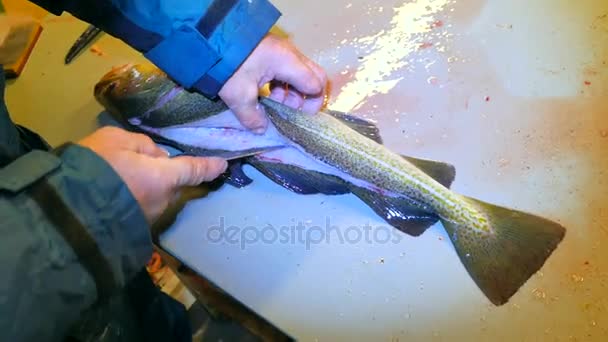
[5,1,607,341]
[159,0,608,340]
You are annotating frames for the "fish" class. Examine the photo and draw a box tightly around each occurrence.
[94,63,566,306]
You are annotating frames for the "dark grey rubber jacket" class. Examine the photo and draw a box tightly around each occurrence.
[0,66,154,341]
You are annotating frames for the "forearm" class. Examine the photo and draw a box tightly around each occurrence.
[29,0,281,97]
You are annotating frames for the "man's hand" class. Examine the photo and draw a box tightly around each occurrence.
[218,33,327,134]
[77,127,227,223]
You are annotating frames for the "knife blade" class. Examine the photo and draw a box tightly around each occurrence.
[172,146,285,161]
[65,25,103,64]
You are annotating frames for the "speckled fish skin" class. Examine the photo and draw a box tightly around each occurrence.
[261,97,566,306]
[261,97,487,231]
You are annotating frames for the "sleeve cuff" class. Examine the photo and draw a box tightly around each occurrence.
[143,25,221,91]
[143,0,281,98]
[0,150,60,193]
[36,0,281,98]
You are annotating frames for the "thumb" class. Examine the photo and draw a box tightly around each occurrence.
[164,156,228,188]
[130,133,169,158]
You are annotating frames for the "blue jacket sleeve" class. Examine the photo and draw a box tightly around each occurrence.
[30,0,282,98]
[0,144,152,341]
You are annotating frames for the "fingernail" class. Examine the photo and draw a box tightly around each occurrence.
[209,157,228,167]
[252,107,268,134]
[252,126,266,135]
[284,96,298,109]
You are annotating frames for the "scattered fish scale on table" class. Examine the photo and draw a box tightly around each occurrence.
[94,63,566,306]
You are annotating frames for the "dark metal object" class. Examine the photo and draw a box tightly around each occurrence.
[174,146,285,161]
[65,25,103,64]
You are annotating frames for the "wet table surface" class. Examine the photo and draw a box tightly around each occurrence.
[5,1,608,340]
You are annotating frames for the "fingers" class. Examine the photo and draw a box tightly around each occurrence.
[82,126,169,158]
[269,81,325,114]
[219,77,268,134]
[271,53,324,97]
[303,58,328,89]
[164,156,228,188]
[268,80,287,103]
[301,94,326,114]
[218,33,329,134]
[299,58,328,114]
[261,36,327,114]
[76,126,228,225]
[130,134,169,158]
[284,88,305,109]
[266,35,326,99]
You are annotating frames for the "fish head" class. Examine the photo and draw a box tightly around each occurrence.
[95,63,232,127]
[94,63,175,123]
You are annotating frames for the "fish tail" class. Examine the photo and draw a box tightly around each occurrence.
[441,196,566,305]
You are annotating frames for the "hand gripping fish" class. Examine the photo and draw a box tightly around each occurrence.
[94,63,566,306]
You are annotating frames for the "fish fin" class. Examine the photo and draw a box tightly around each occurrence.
[249,159,350,195]
[221,160,253,188]
[441,196,566,305]
[350,186,439,236]
[401,156,456,188]
[324,109,384,144]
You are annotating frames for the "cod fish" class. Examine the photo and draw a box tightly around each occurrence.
[94,63,566,306]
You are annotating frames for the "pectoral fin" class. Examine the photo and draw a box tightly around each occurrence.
[221,160,254,188]
[249,160,350,195]
[350,186,439,236]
